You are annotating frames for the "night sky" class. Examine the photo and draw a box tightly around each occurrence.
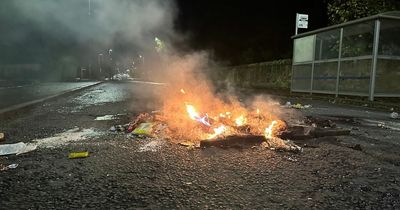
[175,0,328,64]
[0,0,329,67]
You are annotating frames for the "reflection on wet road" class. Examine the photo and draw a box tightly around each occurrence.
[0,82,99,110]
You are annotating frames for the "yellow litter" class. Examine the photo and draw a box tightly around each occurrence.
[132,123,154,136]
[68,151,89,159]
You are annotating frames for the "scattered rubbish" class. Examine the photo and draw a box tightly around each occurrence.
[178,141,196,149]
[292,103,303,109]
[95,114,124,121]
[110,126,116,132]
[68,151,89,159]
[0,132,4,141]
[291,103,312,109]
[179,141,195,147]
[285,102,312,109]
[127,124,135,133]
[390,112,398,119]
[0,142,37,156]
[132,123,154,136]
[0,163,19,171]
[115,125,125,132]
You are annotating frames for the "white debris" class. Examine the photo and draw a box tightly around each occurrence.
[0,142,37,156]
[32,128,99,149]
[390,112,398,119]
[0,163,19,171]
[95,115,119,121]
[95,114,126,121]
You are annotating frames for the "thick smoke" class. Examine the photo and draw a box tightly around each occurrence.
[4,0,291,129]
[11,0,176,52]
[1,0,178,81]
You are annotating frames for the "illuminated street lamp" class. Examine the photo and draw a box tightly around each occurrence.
[139,54,144,65]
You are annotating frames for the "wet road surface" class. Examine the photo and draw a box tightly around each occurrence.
[0,82,99,110]
[0,82,399,209]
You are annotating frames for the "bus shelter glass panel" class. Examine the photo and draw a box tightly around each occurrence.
[293,35,315,63]
[338,59,371,95]
[312,61,338,92]
[292,64,312,91]
[314,29,340,60]
[378,19,400,56]
[375,59,400,95]
[342,21,375,58]
[375,19,400,95]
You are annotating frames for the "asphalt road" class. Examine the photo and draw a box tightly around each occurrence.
[0,82,99,110]
[0,82,399,209]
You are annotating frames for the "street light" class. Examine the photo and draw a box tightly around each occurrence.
[139,54,144,65]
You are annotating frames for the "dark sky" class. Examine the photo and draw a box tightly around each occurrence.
[175,0,328,64]
[0,0,329,67]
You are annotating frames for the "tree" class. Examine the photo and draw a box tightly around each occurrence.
[326,0,400,25]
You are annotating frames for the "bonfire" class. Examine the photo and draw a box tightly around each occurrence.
[128,87,300,151]
[126,54,301,151]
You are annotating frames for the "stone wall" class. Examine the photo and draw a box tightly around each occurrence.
[210,59,292,90]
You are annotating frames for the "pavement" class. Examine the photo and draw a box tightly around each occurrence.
[0,82,399,209]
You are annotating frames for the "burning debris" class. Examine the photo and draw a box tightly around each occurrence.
[109,54,350,152]
[116,86,301,152]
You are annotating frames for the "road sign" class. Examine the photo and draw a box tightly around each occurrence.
[295,13,309,35]
[297,14,309,29]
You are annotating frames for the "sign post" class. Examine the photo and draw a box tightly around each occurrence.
[295,13,309,35]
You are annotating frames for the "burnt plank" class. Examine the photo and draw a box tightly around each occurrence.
[200,135,265,148]
[278,126,351,140]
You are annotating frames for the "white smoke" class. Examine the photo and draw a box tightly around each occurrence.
[12,0,176,52]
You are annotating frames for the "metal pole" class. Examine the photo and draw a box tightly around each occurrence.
[295,13,299,35]
[335,28,344,97]
[290,39,296,92]
[88,0,91,16]
[369,19,381,101]
[310,35,316,94]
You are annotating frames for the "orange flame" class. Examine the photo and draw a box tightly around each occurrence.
[235,115,247,126]
[185,104,199,120]
[264,120,277,138]
[207,125,227,139]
